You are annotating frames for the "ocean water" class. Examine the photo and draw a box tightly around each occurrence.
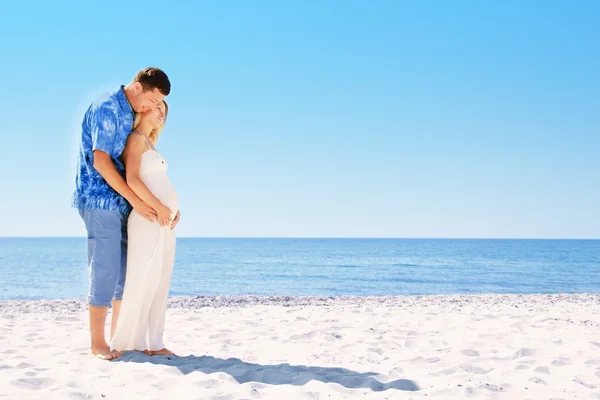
[0,238,598,301]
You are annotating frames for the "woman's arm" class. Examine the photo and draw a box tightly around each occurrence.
[124,133,173,226]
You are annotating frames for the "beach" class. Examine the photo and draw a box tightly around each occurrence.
[1,294,599,399]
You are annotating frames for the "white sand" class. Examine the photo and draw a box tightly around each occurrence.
[1,294,599,399]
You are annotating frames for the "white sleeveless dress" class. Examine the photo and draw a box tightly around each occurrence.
[110,135,179,352]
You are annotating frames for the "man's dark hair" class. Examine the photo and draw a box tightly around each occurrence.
[134,67,171,96]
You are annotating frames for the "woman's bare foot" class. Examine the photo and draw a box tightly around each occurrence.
[144,348,175,356]
[90,344,121,360]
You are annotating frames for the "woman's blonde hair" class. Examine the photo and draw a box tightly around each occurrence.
[133,101,169,144]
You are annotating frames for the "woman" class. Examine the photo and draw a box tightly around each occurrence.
[109,100,179,356]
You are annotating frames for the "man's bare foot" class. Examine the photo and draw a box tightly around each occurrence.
[90,344,121,360]
[144,348,175,356]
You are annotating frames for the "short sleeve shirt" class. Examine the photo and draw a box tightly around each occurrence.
[72,86,135,215]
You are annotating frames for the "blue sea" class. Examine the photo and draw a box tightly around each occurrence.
[0,238,598,302]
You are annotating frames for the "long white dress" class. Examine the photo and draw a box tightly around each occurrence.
[110,136,179,352]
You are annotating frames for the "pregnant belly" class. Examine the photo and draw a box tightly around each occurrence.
[142,173,179,215]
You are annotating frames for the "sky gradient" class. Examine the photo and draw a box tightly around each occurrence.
[1,0,598,238]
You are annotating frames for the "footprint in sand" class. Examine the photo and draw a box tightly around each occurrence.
[68,392,94,399]
[428,339,449,348]
[479,382,509,392]
[367,354,383,363]
[11,378,55,390]
[520,359,536,365]
[514,348,536,359]
[460,364,490,374]
[32,343,53,349]
[573,377,597,389]
[551,359,570,367]
[323,333,342,342]
[431,366,458,376]
[461,386,476,395]
[462,349,480,357]
[534,366,550,374]
[529,377,546,385]
[223,339,241,347]
[289,331,318,341]
[193,378,221,389]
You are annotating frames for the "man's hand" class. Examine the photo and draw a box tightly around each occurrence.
[170,210,180,230]
[157,203,173,227]
[133,200,158,223]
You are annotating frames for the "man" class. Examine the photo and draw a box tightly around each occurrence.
[72,67,179,360]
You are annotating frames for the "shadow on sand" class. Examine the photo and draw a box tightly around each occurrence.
[114,352,420,392]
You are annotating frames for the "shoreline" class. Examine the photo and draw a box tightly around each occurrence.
[1,292,598,314]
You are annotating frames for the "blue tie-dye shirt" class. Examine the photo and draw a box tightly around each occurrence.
[72,86,135,215]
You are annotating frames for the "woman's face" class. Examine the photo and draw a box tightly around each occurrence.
[142,101,166,128]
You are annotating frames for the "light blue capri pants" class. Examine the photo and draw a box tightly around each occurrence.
[78,208,128,307]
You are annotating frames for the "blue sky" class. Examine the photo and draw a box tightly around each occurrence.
[1,0,598,238]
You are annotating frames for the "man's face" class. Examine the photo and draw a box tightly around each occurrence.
[133,83,165,113]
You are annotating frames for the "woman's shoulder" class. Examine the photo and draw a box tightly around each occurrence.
[128,129,144,138]
[127,130,146,142]
[124,130,148,150]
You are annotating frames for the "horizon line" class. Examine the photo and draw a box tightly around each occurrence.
[0,236,598,241]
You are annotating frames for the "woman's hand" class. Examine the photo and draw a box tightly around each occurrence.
[170,210,180,230]
[157,204,173,227]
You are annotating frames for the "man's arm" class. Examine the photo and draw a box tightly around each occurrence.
[90,107,157,222]
[93,151,144,206]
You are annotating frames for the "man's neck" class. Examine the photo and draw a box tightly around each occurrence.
[122,84,136,111]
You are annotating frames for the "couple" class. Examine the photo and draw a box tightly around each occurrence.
[72,67,180,360]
